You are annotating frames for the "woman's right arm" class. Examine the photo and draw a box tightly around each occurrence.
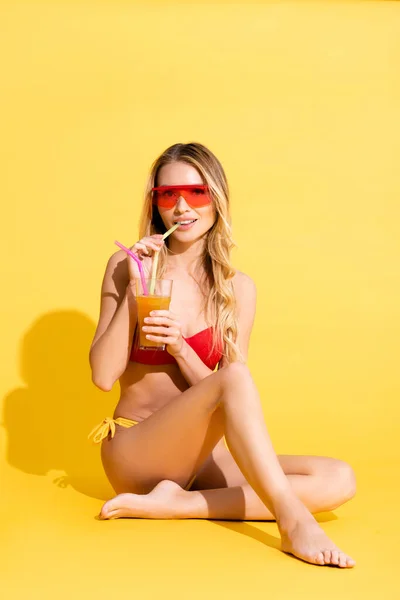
[89,234,164,391]
[89,251,137,391]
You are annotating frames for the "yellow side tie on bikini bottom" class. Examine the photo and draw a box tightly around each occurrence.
[87,416,195,491]
[88,416,230,491]
[88,416,230,455]
[88,417,139,444]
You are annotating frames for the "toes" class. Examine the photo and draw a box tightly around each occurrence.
[99,500,117,519]
[331,550,340,565]
[323,549,331,564]
[317,550,355,568]
[100,508,120,520]
[107,511,120,520]
[338,553,348,568]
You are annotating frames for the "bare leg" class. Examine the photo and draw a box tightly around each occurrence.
[181,470,355,521]
[218,366,355,567]
[101,476,354,568]
[100,364,355,567]
[102,467,355,519]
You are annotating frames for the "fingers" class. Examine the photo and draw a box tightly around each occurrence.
[143,326,180,336]
[132,241,162,255]
[129,235,164,258]
[142,312,182,339]
[144,335,177,346]
[131,242,150,256]
[143,315,181,328]
[144,234,164,248]
[147,310,179,320]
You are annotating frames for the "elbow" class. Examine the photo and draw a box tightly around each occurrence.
[89,350,114,392]
[91,372,114,392]
[89,350,124,392]
[90,361,114,391]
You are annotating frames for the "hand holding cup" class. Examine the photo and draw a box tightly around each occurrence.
[141,309,184,356]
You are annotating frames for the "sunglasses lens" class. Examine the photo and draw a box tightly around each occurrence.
[153,187,212,209]
[186,187,212,207]
[153,189,177,208]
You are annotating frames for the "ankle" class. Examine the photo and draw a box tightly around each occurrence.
[273,491,314,532]
[176,489,208,519]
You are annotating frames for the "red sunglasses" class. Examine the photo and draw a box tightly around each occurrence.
[152,184,212,209]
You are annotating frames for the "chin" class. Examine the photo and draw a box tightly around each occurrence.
[177,233,205,245]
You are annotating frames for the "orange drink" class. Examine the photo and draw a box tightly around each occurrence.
[134,278,173,350]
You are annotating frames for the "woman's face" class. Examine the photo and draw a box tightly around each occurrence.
[155,162,216,242]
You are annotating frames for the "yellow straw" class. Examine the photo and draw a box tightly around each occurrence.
[149,251,159,295]
[149,223,180,294]
[162,222,180,240]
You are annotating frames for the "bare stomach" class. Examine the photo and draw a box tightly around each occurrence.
[114,360,190,422]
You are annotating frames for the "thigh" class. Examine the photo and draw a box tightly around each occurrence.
[101,366,231,494]
[192,445,340,490]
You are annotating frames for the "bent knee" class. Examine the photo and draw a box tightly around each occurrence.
[223,361,250,379]
[333,460,357,501]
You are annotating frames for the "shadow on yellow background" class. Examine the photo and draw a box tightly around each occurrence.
[2,311,115,500]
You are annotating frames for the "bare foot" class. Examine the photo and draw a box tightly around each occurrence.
[99,480,187,520]
[280,513,356,568]
[100,481,355,568]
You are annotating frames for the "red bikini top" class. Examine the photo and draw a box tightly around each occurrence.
[130,325,223,371]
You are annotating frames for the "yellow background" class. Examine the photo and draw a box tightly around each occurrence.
[1,1,399,598]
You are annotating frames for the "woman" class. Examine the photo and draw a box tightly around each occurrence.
[89,142,356,568]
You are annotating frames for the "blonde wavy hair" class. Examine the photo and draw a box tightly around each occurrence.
[138,142,244,365]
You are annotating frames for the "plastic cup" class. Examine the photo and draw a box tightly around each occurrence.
[134,278,173,350]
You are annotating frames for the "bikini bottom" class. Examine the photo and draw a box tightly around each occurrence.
[88,416,230,492]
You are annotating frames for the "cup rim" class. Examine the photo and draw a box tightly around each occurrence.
[134,277,173,283]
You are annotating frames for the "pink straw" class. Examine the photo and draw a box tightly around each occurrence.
[114,240,149,295]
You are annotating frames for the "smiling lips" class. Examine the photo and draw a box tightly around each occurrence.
[174,219,197,225]
[173,219,198,230]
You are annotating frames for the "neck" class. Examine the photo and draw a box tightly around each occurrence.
[166,237,206,275]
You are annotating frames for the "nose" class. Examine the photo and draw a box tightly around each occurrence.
[175,195,190,211]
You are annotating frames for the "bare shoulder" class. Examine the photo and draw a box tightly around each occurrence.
[104,249,130,293]
[108,248,135,272]
[231,270,257,330]
[217,270,256,367]
[109,248,154,275]
[103,249,155,301]
[232,270,257,305]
